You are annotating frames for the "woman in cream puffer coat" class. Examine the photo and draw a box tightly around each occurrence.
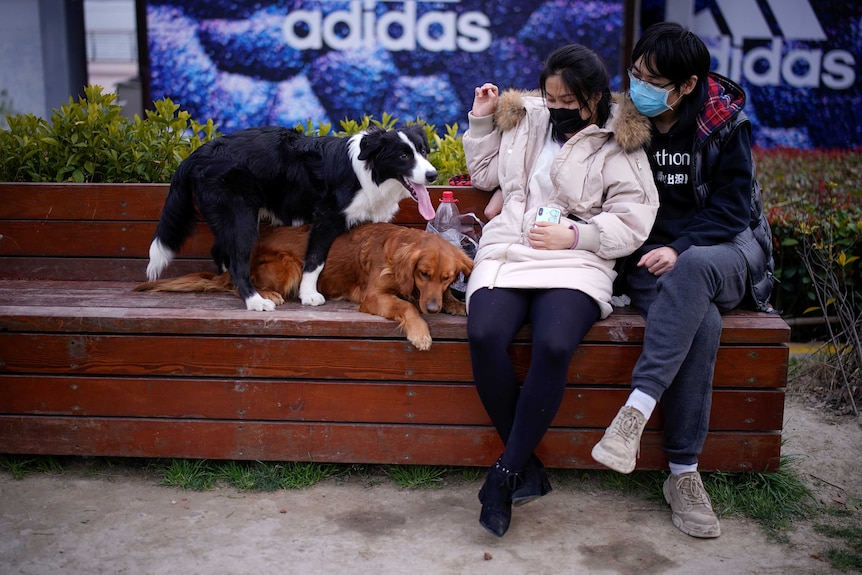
[463,44,658,539]
[465,86,659,318]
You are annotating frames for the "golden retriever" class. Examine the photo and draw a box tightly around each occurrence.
[135,222,473,350]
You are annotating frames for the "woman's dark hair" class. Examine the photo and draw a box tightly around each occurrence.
[632,22,711,90]
[540,44,611,127]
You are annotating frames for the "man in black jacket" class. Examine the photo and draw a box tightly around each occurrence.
[591,22,775,539]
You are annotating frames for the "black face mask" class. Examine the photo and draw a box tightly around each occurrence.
[548,107,590,142]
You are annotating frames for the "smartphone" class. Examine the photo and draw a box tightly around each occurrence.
[535,206,562,224]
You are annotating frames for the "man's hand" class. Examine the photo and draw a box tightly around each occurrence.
[638,246,678,276]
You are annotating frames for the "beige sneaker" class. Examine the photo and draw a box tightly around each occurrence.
[663,471,722,538]
[590,406,646,474]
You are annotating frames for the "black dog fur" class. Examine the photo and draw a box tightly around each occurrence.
[145,124,437,310]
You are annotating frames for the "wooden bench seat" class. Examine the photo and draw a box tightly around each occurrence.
[0,183,790,471]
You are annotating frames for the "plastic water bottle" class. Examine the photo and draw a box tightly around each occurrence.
[430,191,469,299]
[432,190,460,235]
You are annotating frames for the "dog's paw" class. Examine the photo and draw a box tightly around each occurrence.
[444,301,467,316]
[246,293,277,312]
[406,324,432,351]
[259,290,285,305]
[409,334,433,351]
[300,291,326,306]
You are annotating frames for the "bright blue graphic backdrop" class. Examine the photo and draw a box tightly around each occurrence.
[144,1,625,133]
[144,0,860,149]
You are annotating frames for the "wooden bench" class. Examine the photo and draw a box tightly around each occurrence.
[0,182,790,471]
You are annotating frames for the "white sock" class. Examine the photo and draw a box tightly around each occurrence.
[669,462,698,476]
[624,389,657,420]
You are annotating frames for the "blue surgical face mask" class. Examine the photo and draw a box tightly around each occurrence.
[628,72,674,117]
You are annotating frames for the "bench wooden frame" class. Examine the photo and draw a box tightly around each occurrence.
[0,182,789,471]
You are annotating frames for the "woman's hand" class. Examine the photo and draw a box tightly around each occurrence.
[472,83,499,117]
[528,222,577,250]
[484,189,503,220]
[637,246,678,276]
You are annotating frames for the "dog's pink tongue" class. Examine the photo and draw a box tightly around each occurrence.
[415,185,436,220]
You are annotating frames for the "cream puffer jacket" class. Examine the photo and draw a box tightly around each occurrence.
[463,91,659,318]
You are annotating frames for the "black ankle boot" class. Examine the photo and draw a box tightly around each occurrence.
[479,454,552,507]
[512,454,553,506]
[479,459,521,537]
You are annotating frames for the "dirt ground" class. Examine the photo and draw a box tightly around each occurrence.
[1,398,860,575]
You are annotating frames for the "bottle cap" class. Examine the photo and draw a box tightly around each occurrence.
[441,190,456,202]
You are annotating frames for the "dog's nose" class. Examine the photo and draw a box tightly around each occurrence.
[425,169,437,184]
[425,298,441,313]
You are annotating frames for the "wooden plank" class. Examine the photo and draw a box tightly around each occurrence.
[0,375,785,430]
[0,333,788,387]
[0,183,170,220]
[0,281,791,344]
[0,258,210,282]
[0,415,781,471]
[0,220,212,257]
[0,182,489,225]
[717,312,793,344]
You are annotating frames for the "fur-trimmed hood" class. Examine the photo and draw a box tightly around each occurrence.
[493,90,652,153]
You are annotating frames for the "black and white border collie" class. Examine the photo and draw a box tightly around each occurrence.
[145,124,437,311]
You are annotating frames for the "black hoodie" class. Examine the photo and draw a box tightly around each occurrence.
[642,77,752,256]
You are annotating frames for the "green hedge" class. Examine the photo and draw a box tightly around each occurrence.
[0,86,219,183]
[757,148,862,317]
[0,86,465,186]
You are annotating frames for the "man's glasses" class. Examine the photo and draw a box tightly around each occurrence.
[627,66,675,89]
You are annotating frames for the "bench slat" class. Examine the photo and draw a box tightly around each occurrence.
[0,375,785,431]
[0,415,781,472]
[0,280,792,344]
[0,220,212,257]
[0,257,210,282]
[0,332,788,388]
[0,182,489,225]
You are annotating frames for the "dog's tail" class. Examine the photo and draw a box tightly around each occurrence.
[134,272,237,295]
[146,160,198,281]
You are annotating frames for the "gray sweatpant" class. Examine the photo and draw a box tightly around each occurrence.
[626,243,748,465]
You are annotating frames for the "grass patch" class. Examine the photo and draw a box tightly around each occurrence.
[815,523,862,572]
[216,460,341,491]
[705,457,814,533]
[157,459,343,491]
[550,455,813,537]
[385,464,451,489]
[159,459,218,491]
[0,455,66,479]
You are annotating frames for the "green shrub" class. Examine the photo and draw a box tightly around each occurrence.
[295,112,466,185]
[0,89,14,129]
[0,85,218,183]
[0,87,469,186]
[757,148,862,317]
[428,123,468,184]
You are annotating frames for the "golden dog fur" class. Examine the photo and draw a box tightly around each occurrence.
[135,222,473,350]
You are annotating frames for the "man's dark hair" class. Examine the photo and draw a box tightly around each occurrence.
[540,44,612,127]
[632,22,711,89]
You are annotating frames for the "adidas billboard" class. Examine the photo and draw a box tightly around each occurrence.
[643,0,860,149]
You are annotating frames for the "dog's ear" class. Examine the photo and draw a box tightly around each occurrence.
[399,124,430,156]
[457,248,474,278]
[357,126,388,163]
[388,240,421,296]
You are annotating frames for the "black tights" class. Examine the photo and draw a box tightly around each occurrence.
[467,287,599,471]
